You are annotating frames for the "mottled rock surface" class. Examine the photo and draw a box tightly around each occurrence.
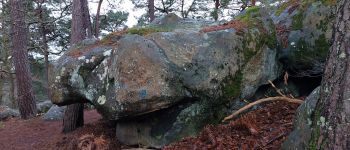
[0,106,19,120]
[43,105,66,121]
[273,1,336,76]
[282,87,320,150]
[37,100,53,113]
[51,7,280,147]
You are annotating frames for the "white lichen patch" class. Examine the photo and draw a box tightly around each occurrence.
[91,56,96,62]
[81,85,96,101]
[78,56,85,60]
[320,116,326,127]
[103,50,112,56]
[339,52,346,58]
[203,34,209,40]
[70,69,84,88]
[55,76,61,82]
[97,59,109,81]
[202,43,210,47]
[307,118,312,126]
[60,67,66,76]
[86,56,96,64]
[97,95,106,105]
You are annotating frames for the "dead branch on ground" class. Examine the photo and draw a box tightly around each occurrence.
[222,96,303,122]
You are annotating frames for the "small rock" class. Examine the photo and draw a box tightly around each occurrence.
[42,105,66,121]
[36,100,53,113]
[0,106,20,120]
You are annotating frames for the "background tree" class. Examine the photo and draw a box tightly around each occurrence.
[309,0,350,149]
[95,0,103,37]
[0,0,16,108]
[9,0,37,119]
[99,10,128,33]
[211,0,220,21]
[62,0,92,133]
[148,0,155,21]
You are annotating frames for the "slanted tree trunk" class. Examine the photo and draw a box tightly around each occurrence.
[309,0,350,149]
[63,0,92,133]
[94,0,103,38]
[9,0,37,119]
[148,0,155,22]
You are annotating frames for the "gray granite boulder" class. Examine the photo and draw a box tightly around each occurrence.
[42,105,66,121]
[36,100,53,113]
[0,106,19,120]
[282,87,320,150]
[50,8,281,147]
[273,1,336,76]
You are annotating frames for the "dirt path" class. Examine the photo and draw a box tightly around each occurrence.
[0,101,300,150]
[0,110,123,150]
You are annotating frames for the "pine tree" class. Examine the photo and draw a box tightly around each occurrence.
[309,0,350,149]
[9,0,37,119]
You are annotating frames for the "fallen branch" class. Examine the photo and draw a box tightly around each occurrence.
[222,96,303,122]
[268,80,286,97]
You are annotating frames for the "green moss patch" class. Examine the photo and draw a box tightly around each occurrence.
[289,34,330,71]
[236,6,277,63]
[236,6,261,27]
[223,71,243,98]
[291,12,304,30]
[127,26,173,36]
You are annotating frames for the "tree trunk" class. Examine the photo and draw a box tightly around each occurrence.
[63,0,92,133]
[63,103,84,133]
[148,0,155,22]
[37,2,51,99]
[94,0,103,38]
[9,0,37,119]
[251,0,256,6]
[309,0,350,149]
[82,0,93,38]
[213,0,220,21]
[1,0,16,108]
[70,0,87,44]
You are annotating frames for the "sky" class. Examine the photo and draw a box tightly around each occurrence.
[88,0,146,27]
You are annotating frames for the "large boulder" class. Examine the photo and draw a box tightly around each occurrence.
[273,1,336,76]
[51,8,280,147]
[282,87,320,150]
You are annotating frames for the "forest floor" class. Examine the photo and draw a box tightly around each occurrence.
[0,101,300,150]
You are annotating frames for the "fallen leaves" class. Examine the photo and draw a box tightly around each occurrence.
[163,101,300,150]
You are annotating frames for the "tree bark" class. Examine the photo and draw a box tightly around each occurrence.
[148,0,155,22]
[213,0,220,21]
[94,0,103,38]
[251,0,256,6]
[1,0,16,108]
[63,103,84,133]
[9,0,37,119]
[82,0,93,38]
[37,1,51,99]
[63,0,92,133]
[309,0,350,149]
